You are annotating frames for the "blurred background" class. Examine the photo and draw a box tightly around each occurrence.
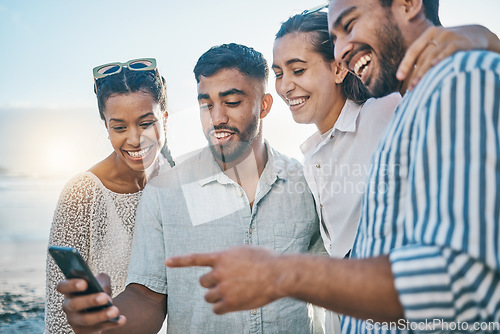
[0,0,498,332]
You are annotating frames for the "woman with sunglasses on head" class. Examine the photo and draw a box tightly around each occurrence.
[272,10,499,334]
[45,59,174,333]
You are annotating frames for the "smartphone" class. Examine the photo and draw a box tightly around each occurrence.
[48,245,118,320]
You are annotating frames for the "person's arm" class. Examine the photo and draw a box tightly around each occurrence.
[46,175,95,334]
[389,52,500,324]
[166,246,404,321]
[57,278,165,334]
[397,24,500,91]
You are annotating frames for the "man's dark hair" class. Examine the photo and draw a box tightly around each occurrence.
[379,0,441,26]
[193,43,269,83]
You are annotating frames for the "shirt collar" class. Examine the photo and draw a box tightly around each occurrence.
[300,99,362,155]
[198,140,288,187]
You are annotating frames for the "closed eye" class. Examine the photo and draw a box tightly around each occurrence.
[344,19,355,32]
[225,101,241,107]
[140,120,156,128]
[111,126,126,132]
[293,69,305,75]
[199,103,212,111]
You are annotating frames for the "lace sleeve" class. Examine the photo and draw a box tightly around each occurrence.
[44,174,97,334]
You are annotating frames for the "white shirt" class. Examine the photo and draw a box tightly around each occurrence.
[301,93,401,258]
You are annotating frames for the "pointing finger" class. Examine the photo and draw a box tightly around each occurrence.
[165,252,218,268]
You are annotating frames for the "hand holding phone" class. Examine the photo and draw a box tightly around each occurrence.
[48,245,118,320]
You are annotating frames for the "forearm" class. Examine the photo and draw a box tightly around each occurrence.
[275,254,404,322]
[450,24,500,53]
[104,284,166,334]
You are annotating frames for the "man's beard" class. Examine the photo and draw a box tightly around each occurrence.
[206,114,260,164]
[368,20,406,97]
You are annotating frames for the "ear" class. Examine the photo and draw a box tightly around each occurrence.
[259,93,273,119]
[333,62,349,84]
[392,0,424,22]
[163,111,169,126]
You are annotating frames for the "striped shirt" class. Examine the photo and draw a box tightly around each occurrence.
[342,51,500,334]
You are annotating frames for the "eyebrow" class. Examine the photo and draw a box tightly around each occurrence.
[108,112,155,123]
[219,88,246,97]
[332,6,357,30]
[272,58,307,69]
[198,88,247,101]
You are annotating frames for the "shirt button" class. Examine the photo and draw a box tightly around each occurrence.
[251,309,257,315]
[249,228,253,234]
[237,189,243,197]
[315,163,321,168]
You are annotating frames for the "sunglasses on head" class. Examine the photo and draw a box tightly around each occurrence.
[92,58,157,92]
[93,58,157,79]
[301,3,329,15]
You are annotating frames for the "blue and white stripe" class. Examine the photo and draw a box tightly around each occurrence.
[343,51,500,333]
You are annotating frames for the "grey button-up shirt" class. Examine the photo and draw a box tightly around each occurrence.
[127,143,324,334]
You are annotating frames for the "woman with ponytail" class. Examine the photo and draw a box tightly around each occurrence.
[45,58,173,333]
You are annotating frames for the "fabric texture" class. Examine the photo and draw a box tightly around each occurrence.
[342,51,500,333]
[301,93,401,258]
[45,172,141,334]
[301,94,401,334]
[126,142,326,334]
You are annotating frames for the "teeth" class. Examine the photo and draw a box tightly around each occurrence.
[287,97,307,106]
[353,55,372,77]
[126,147,151,158]
[213,132,232,139]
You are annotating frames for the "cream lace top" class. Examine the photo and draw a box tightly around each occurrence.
[45,172,142,334]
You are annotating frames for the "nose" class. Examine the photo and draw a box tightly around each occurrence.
[277,73,295,98]
[210,104,229,126]
[334,37,353,68]
[127,126,143,146]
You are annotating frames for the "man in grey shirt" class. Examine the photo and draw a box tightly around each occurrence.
[58,43,324,334]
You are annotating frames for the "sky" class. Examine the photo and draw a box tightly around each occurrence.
[0,0,499,177]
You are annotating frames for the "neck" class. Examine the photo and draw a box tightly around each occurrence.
[317,93,347,134]
[216,132,267,177]
[110,153,158,191]
[398,20,436,95]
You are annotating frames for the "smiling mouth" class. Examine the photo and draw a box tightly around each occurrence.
[353,54,372,79]
[211,130,236,142]
[286,97,308,107]
[125,146,152,159]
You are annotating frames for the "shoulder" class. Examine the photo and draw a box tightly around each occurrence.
[415,51,500,99]
[446,50,500,75]
[356,93,401,133]
[146,148,206,189]
[268,145,304,179]
[61,172,101,195]
[363,92,402,111]
[56,172,104,204]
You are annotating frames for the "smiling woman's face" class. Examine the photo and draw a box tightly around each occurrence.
[103,91,165,172]
[272,32,345,133]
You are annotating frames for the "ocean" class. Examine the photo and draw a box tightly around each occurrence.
[0,174,65,333]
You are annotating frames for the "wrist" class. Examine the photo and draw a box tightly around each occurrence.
[271,254,303,299]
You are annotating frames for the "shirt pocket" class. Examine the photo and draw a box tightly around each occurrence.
[273,219,316,254]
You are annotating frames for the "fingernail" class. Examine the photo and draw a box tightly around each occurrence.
[75,281,85,290]
[106,307,117,318]
[96,294,108,304]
